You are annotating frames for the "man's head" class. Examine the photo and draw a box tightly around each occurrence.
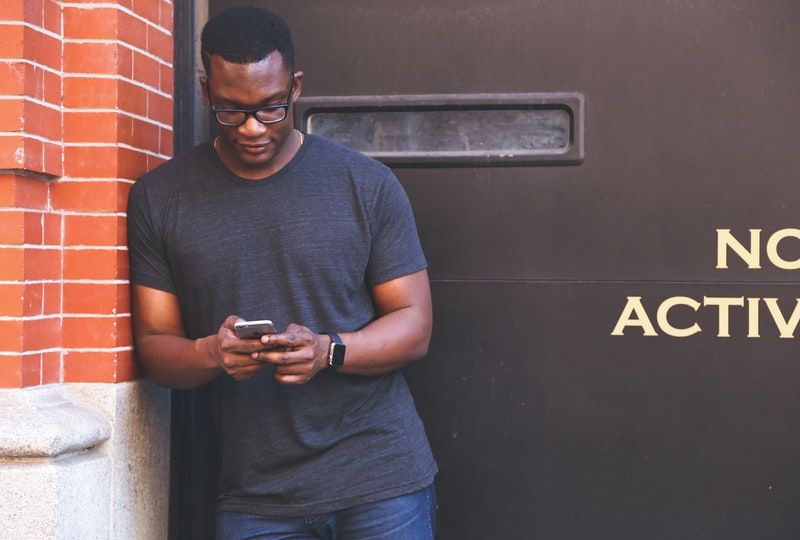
[201,6,294,77]
[200,7,303,179]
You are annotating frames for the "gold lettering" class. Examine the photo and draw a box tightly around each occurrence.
[747,298,760,338]
[716,229,761,269]
[765,228,800,270]
[611,296,658,336]
[656,296,701,337]
[763,298,800,338]
[703,296,744,337]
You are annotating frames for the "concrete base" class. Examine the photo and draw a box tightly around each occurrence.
[0,381,170,539]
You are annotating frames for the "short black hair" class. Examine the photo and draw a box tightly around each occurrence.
[201,6,294,76]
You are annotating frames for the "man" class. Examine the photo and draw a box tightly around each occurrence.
[127,6,437,539]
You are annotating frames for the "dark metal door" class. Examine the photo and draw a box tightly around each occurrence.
[188,1,800,538]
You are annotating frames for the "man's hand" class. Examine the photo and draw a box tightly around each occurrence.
[208,315,276,382]
[252,323,331,385]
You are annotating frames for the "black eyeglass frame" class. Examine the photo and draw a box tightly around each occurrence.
[208,75,295,126]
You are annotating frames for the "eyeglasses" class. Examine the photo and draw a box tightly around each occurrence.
[208,76,295,126]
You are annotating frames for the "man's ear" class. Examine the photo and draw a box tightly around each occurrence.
[291,71,304,102]
[199,75,210,105]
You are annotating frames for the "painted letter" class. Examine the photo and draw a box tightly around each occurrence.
[703,296,744,337]
[763,298,800,338]
[611,297,658,336]
[747,298,760,338]
[656,296,701,337]
[766,229,800,270]
[716,229,760,269]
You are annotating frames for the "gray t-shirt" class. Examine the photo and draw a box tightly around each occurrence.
[127,135,437,516]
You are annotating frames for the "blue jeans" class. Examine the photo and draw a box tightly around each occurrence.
[216,484,437,540]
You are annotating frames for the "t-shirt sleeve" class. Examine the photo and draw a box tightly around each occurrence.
[365,170,428,287]
[126,179,177,293]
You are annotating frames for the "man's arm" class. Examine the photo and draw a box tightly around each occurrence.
[255,269,433,384]
[132,284,270,389]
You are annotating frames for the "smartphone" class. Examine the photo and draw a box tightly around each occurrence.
[233,319,277,339]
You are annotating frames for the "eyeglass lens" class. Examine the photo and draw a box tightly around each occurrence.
[215,107,287,126]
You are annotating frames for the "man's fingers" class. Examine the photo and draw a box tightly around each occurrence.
[257,348,311,366]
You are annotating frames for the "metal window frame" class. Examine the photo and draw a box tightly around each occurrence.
[294,92,585,167]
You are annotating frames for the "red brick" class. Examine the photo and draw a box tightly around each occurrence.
[23,282,44,316]
[23,211,43,244]
[133,51,160,89]
[43,282,60,315]
[63,282,129,313]
[41,350,61,384]
[62,315,130,348]
[63,42,119,74]
[0,211,25,244]
[118,147,148,180]
[23,0,44,28]
[160,0,173,33]
[51,180,124,212]
[63,146,118,177]
[0,248,24,280]
[117,114,134,146]
[21,354,41,387]
[23,136,44,174]
[63,348,140,383]
[147,91,172,125]
[43,142,62,177]
[23,316,60,350]
[133,0,160,25]
[64,214,122,246]
[26,65,45,101]
[115,349,143,382]
[159,63,173,94]
[0,136,26,169]
[42,68,61,105]
[23,101,62,142]
[131,117,160,154]
[119,11,147,51]
[0,174,49,209]
[24,248,61,280]
[25,27,61,71]
[63,77,118,109]
[0,99,24,132]
[43,212,61,245]
[0,63,26,95]
[0,284,25,317]
[146,25,172,63]
[0,357,23,388]
[64,111,118,143]
[117,181,133,213]
[0,1,23,19]
[118,45,133,80]
[119,80,148,117]
[63,6,118,40]
[0,319,24,351]
[43,0,61,35]
[159,127,173,156]
[63,248,127,280]
[0,24,24,59]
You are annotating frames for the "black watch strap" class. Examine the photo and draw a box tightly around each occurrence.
[324,332,346,370]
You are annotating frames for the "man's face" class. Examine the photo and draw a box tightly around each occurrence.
[202,51,302,179]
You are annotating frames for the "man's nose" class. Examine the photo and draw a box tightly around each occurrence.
[239,114,268,136]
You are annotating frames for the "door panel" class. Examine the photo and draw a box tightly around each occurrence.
[193,1,800,538]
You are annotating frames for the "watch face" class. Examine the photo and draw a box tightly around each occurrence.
[329,342,346,369]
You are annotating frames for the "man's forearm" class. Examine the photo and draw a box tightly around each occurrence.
[136,333,223,389]
[336,305,432,376]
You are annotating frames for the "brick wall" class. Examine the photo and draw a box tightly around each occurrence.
[0,0,173,387]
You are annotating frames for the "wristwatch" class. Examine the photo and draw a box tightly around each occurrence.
[323,332,346,371]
